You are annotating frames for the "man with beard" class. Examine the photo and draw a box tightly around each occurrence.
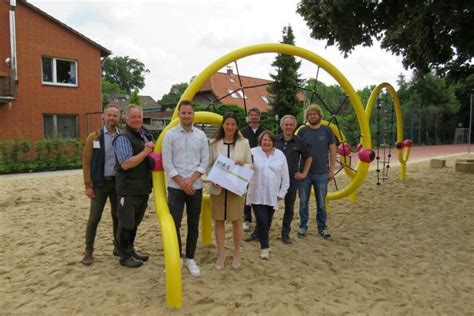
[240,107,265,234]
[162,100,209,277]
[297,104,336,239]
[113,104,155,268]
[81,105,121,266]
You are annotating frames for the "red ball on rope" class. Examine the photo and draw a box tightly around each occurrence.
[358,148,375,163]
[403,139,413,147]
[148,152,164,171]
[337,143,352,156]
[395,141,405,149]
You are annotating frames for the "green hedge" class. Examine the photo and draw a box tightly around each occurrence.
[0,138,84,174]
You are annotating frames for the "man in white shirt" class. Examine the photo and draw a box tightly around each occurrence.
[162,100,209,277]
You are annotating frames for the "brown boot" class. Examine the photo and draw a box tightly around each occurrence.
[81,250,93,266]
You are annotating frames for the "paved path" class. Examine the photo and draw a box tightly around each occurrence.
[347,144,472,167]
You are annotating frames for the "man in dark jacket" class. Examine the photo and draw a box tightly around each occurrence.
[81,105,120,266]
[113,104,155,268]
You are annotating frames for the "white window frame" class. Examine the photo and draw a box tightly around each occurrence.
[236,90,248,99]
[261,96,270,104]
[227,89,239,99]
[43,114,79,139]
[41,56,78,87]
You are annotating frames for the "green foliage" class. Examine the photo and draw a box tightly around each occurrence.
[397,72,461,144]
[267,26,302,119]
[128,89,141,105]
[0,139,84,174]
[103,56,150,94]
[102,93,110,108]
[297,1,474,80]
[102,79,126,95]
[159,82,189,106]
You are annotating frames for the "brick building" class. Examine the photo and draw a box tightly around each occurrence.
[0,0,110,141]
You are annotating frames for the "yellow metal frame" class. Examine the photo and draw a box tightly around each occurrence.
[366,83,411,180]
[151,43,407,308]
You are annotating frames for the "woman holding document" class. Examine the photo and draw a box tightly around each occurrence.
[208,113,252,270]
[247,131,289,260]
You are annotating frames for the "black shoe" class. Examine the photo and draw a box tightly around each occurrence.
[132,251,149,262]
[113,248,119,257]
[319,228,331,239]
[244,234,258,242]
[119,256,143,268]
[281,236,293,244]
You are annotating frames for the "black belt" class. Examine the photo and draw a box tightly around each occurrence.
[104,176,115,181]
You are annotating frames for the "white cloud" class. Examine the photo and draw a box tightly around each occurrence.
[30,0,411,101]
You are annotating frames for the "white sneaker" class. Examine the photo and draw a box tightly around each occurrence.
[186,258,201,277]
[260,248,270,260]
[243,221,250,231]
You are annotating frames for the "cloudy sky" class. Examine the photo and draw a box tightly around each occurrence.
[30,0,412,101]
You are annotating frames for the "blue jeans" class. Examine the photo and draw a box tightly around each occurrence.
[298,173,328,231]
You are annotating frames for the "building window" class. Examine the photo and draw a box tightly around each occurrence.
[261,96,271,104]
[42,57,78,86]
[43,114,79,139]
[237,90,248,99]
[227,89,239,99]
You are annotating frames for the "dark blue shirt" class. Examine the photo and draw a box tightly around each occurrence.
[297,126,336,174]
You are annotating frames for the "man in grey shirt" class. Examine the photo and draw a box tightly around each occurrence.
[162,100,209,277]
[297,104,336,239]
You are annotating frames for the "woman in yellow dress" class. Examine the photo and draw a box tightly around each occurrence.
[208,112,252,269]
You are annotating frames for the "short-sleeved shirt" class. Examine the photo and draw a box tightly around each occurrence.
[297,126,336,174]
[275,134,310,180]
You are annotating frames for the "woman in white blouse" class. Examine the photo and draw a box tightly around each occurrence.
[247,131,289,260]
[208,113,252,269]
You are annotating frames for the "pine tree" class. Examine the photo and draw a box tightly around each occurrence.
[267,25,302,120]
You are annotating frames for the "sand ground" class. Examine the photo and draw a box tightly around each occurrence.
[0,155,473,315]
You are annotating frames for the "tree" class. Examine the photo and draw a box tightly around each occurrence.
[159,82,189,106]
[103,56,150,94]
[128,89,141,106]
[296,1,474,80]
[397,72,461,144]
[267,25,302,120]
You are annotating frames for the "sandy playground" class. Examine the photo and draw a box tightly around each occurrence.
[0,154,473,315]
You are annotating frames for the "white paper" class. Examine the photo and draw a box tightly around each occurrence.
[207,154,254,197]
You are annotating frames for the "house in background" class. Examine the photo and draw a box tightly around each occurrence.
[106,94,164,131]
[193,67,306,113]
[0,0,110,141]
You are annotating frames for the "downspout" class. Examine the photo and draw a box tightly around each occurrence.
[9,0,17,81]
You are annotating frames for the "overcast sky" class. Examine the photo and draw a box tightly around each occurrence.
[30,0,412,101]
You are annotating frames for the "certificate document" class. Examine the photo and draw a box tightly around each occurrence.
[207,154,254,196]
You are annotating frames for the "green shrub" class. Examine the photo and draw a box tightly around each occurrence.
[0,138,85,174]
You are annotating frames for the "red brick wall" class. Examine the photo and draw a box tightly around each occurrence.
[0,1,11,76]
[0,1,103,141]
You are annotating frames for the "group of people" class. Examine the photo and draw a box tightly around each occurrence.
[80,100,336,275]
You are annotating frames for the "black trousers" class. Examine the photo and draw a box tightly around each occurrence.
[243,204,253,222]
[116,194,149,260]
[281,180,298,238]
[168,187,202,259]
[253,204,275,249]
